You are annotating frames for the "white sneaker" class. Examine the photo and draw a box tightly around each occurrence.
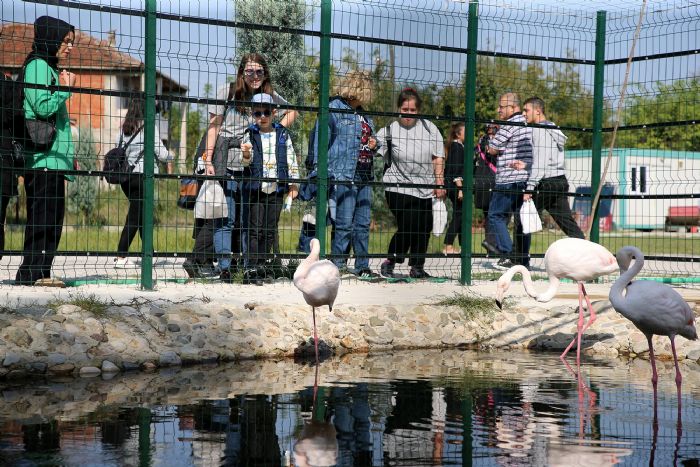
[114,257,136,269]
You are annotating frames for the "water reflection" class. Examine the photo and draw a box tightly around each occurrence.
[0,350,699,465]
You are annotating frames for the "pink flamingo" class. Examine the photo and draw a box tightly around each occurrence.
[495,237,619,365]
[609,245,697,410]
[293,238,340,362]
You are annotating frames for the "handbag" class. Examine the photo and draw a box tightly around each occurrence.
[177,132,207,210]
[520,199,543,234]
[194,180,228,219]
[24,118,56,151]
[432,197,448,236]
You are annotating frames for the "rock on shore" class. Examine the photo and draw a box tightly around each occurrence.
[0,297,698,380]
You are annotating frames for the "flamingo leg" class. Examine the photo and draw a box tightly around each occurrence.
[579,284,597,335]
[670,335,683,413]
[312,306,319,363]
[647,334,658,390]
[560,282,586,366]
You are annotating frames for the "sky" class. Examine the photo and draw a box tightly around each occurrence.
[2,0,697,108]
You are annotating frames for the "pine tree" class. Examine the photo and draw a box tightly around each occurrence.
[66,126,100,226]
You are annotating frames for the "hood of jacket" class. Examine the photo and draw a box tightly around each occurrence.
[543,120,567,150]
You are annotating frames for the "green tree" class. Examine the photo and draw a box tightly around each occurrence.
[621,78,700,150]
[67,126,102,226]
[234,0,308,114]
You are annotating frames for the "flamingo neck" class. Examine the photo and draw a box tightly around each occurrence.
[536,274,561,302]
[609,247,644,309]
[503,266,539,299]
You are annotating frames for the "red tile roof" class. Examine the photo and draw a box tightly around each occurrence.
[0,22,186,93]
[0,22,143,71]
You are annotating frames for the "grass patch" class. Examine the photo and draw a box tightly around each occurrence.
[47,293,111,317]
[435,292,498,320]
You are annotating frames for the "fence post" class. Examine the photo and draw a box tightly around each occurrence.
[314,0,332,257]
[590,10,607,244]
[141,0,157,289]
[461,1,479,285]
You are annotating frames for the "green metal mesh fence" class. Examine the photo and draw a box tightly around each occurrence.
[0,0,698,288]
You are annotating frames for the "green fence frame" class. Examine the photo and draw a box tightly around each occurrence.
[3,0,699,289]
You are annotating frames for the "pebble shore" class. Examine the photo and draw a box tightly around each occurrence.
[0,292,698,380]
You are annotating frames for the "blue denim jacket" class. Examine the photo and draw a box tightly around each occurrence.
[309,97,378,182]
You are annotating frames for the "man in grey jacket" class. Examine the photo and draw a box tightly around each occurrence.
[517,97,584,239]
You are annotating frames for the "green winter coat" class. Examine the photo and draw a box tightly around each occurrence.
[23,57,74,180]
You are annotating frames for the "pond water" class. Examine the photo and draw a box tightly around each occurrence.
[1,349,700,466]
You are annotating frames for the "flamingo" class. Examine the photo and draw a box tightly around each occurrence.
[495,237,619,365]
[293,238,340,362]
[609,246,697,409]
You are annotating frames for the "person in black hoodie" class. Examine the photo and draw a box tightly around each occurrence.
[0,70,21,260]
[443,122,465,254]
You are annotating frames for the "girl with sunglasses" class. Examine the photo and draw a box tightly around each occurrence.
[201,53,298,283]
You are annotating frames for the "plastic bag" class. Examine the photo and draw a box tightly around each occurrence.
[520,199,543,234]
[432,198,448,236]
[194,180,228,219]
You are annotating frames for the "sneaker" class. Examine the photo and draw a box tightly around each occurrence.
[380,260,395,278]
[493,257,515,271]
[409,267,432,279]
[220,270,234,284]
[242,269,263,286]
[355,268,380,279]
[114,257,136,269]
[481,240,500,257]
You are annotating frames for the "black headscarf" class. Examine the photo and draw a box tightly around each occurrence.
[24,16,75,71]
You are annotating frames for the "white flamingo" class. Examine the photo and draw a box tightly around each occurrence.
[609,246,697,407]
[293,238,340,362]
[495,237,619,365]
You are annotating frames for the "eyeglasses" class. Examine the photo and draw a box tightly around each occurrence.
[498,104,513,110]
[244,69,265,78]
[253,109,272,118]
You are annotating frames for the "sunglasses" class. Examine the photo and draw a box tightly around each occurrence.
[244,69,266,78]
[253,109,272,118]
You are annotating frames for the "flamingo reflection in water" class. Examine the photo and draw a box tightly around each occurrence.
[292,362,338,467]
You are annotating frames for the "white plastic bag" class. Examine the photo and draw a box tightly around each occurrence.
[432,198,448,236]
[520,199,543,234]
[194,180,228,219]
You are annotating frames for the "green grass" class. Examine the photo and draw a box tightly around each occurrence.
[3,180,698,258]
[434,292,498,320]
[47,293,111,317]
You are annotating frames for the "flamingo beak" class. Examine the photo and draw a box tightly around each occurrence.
[495,300,502,310]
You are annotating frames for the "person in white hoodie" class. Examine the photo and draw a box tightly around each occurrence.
[517,97,585,239]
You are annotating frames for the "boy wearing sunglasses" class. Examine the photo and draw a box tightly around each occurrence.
[240,93,299,284]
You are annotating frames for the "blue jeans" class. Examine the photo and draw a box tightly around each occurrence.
[332,183,371,271]
[488,181,531,266]
[213,179,239,271]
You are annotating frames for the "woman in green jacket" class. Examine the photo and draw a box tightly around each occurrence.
[15,16,76,286]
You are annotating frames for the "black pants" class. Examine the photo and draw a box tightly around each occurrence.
[16,170,65,284]
[385,191,432,268]
[117,174,143,256]
[247,191,283,267]
[444,189,463,246]
[191,217,215,265]
[533,176,584,239]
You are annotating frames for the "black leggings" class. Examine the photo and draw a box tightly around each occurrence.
[385,191,432,268]
[16,170,65,284]
[117,174,144,256]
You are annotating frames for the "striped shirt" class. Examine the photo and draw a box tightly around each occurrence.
[489,113,532,185]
